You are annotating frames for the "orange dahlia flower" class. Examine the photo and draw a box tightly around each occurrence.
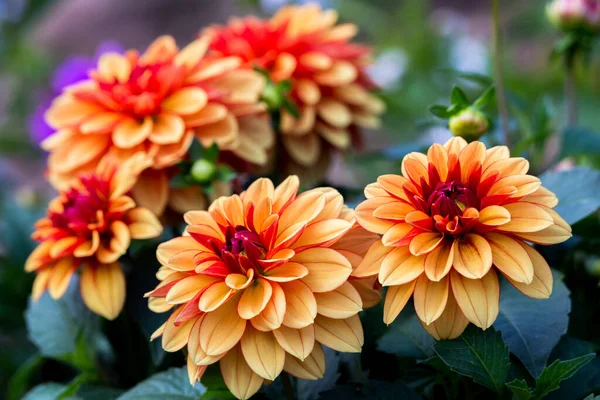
[353,138,572,339]
[43,35,272,215]
[146,176,379,399]
[25,154,163,319]
[205,3,385,167]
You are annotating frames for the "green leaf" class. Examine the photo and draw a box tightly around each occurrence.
[493,271,570,378]
[22,383,67,400]
[429,105,452,119]
[72,385,122,400]
[433,325,510,393]
[472,86,495,109]
[198,365,235,400]
[532,354,596,400]
[118,367,206,400]
[24,278,102,361]
[203,143,220,163]
[170,174,192,189]
[282,97,300,118]
[560,126,600,159]
[7,354,44,400]
[450,86,469,106]
[319,380,421,400]
[547,337,600,399]
[214,165,237,182]
[506,379,532,400]
[540,167,600,225]
[377,310,435,359]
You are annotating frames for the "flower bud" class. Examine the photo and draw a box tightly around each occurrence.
[261,81,284,110]
[190,159,216,183]
[546,0,600,33]
[448,108,488,141]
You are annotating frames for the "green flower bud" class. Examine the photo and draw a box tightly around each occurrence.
[448,108,489,141]
[190,159,217,183]
[261,81,283,110]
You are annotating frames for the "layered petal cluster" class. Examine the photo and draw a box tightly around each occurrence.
[25,154,163,319]
[147,176,379,399]
[44,35,273,215]
[206,3,385,167]
[353,138,572,339]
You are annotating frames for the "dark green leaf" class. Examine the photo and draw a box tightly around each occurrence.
[433,325,510,393]
[540,167,600,225]
[560,126,600,159]
[22,383,67,400]
[204,143,220,164]
[72,385,122,400]
[377,311,435,359]
[472,86,495,109]
[214,165,237,183]
[547,337,600,399]
[532,354,596,399]
[25,278,101,361]
[118,367,206,400]
[506,379,532,400]
[450,86,469,106]
[583,395,600,400]
[170,174,192,189]
[319,380,421,400]
[7,354,44,400]
[429,105,452,119]
[282,98,300,118]
[493,271,570,378]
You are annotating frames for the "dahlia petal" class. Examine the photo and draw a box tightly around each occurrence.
[48,258,77,300]
[80,112,122,134]
[281,107,316,135]
[505,244,553,299]
[379,246,425,286]
[381,223,413,246]
[74,230,101,257]
[50,236,81,259]
[424,239,455,282]
[282,134,321,167]
[521,186,559,208]
[271,52,297,81]
[187,224,226,244]
[131,169,169,216]
[40,129,77,151]
[294,248,352,292]
[127,207,163,239]
[278,191,326,234]
[263,261,309,283]
[184,102,228,128]
[402,155,429,186]
[238,278,273,319]
[318,125,351,150]
[240,328,285,381]
[213,69,265,104]
[482,157,529,180]
[498,202,554,233]
[283,343,325,380]
[314,60,357,86]
[243,178,275,209]
[409,232,443,256]
[377,174,411,201]
[315,281,362,319]
[421,293,469,340]
[453,234,493,279]
[166,275,218,304]
[148,113,186,145]
[274,222,307,250]
[314,314,363,352]
[488,175,541,199]
[413,274,449,325]
[484,233,533,284]
[112,117,153,149]
[513,223,572,245]
[352,239,392,278]
[373,200,415,221]
[298,52,332,70]
[157,236,207,265]
[148,297,173,313]
[281,280,317,329]
[32,268,52,301]
[167,250,203,272]
[174,36,209,70]
[356,197,396,235]
[162,88,208,115]
[483,145,510,169]
[458,141,486,183]
[427,144,449,181]
[383,280,417,325]
[199,298,247,356]
[186,56,243,83]
[292,219,352,251]
[273,325,315,361]
[220,345,264,400]
[80,262,125,320]
[317,99,352,128]
[49,135,110,174]
[199,282,234,312]
[187,355,207,385]
[478,205,511,227]
[310,189,345,223]
[452,269,499,328]
[273,175,300,213]
[251,282,286,331]
[45,95,103,128]
[296,79,321,105]
[97,53,131,83]
[443,137,468,156]
[188,318,227,365]
[226,270,255,290]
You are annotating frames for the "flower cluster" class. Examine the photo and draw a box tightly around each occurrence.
[206,3,385,168]
[26,154,162,319]
[353,138,571,338]
[547,0,600,33]
[146,176,380,399]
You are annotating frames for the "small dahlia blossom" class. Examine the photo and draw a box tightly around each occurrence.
[206,3,385,167]
[147,176,380,399]
[547,0,600,32]
[25,154,163,319]
[353,138,572,339]
[43,35,272,215]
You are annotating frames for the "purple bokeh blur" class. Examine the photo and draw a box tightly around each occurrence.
[27,40,124,145]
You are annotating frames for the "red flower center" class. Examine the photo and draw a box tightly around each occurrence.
[428,181,479,219]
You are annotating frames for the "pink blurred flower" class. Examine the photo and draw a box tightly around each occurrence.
[546,0,600,33]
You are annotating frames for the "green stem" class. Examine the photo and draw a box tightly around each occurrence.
[492,0,510,147]
[564,47,578,126]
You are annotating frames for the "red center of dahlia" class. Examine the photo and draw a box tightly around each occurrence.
[427,181,479,219]
[49,175,113,237]
[97,62,184,117]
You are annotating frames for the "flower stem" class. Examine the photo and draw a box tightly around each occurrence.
[564,47,578,126]
[281,371,295,400]
[491,0,510,147]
